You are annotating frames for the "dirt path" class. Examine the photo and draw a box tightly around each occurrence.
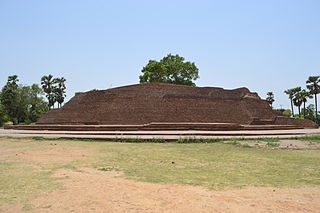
[3,167,320,213]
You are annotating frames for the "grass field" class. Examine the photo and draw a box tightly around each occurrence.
[1,136,320,207]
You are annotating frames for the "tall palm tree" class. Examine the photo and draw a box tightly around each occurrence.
[293,87,302,117]
[54,77,66,108]
[300,89,312,118]
[284,88,296,117]
[41,75,56,109]
[306,76,320,120]
[266,92,275,108]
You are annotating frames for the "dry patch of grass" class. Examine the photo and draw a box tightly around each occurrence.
[0,161,59,206]
[0,136,320,209]
[0,137,92,207]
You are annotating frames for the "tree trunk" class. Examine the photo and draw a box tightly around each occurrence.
[290,98,294,117]
[298,106,301,117]
[315,94,318,121]
[303,101,306,118]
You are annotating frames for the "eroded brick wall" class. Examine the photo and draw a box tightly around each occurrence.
[37,83,278,125]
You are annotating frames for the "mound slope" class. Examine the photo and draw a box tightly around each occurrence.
[35,83,317,129]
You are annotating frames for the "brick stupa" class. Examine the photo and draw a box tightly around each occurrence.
[30,83,317,131]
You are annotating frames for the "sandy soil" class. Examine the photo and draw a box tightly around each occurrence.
[2,167,320,213]
[0,142,91,163]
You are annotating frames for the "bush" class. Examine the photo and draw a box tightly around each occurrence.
[274,109,291,117]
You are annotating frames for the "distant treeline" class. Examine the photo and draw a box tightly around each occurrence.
[267,76,320,124]
[0,75,66,125]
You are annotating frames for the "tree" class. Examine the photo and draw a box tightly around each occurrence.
[0,102,10,126]
[302,104,320,123]
[16,85,31,123]
[139,54,199,86]
[306,76,320,120]
[0,75,20,124]
[41,74,57,109]
[26,84,49,122]
[8,84,48,124]
[284,88,296,117]
[54,77,66,108]
[274,108,291,117]
[0,76,48,124]
[282,109,292,117]
[292,87,302,117]
[266,92,275,107]
[299,89,312,118]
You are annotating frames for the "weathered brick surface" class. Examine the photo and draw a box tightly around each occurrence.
[274,116,318,128]
[35,83,317,129]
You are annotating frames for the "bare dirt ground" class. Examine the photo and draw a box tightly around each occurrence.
[239,139,320,149]
[2,167,320,213]
[1,139,320,213]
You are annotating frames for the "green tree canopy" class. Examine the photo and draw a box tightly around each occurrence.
[292,87,303,117]
[0,75,20,123]
[0,76,48,124]
[0,102,10,126]
[41,75,67,108]
[306,76,320,120]
[302,104,320,122]
[23,84,49,123]
[139,54,199,86]
[266,92,275,107]
[300,89,312,118]
[41,74,56,109]
[54,77,67,108]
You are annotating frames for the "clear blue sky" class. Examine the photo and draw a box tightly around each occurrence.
[1,0,319,109]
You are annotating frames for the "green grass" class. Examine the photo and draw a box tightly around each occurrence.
[0,137,87,206]
[0,161,59,205]
[89,141,320,190]
[296,135,320,143]
[266,142,280,147]
[0,136,320,206]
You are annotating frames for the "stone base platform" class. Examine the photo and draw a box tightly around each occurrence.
[1,128,320,140]
[4,122,306,132]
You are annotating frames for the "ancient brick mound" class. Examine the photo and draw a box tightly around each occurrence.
[33,83,318,130]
